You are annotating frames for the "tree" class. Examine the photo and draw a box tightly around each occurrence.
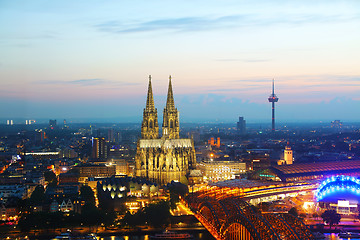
[288,207,299,217]
[121,211,145,228]
[80,203,101,230]
[17,198,31,213]
[258,202,270,212]
[44,171,57,183]
[321,210,341,229]
[29,185,45,206]
[168,182,189,197]
[249,204,260,214]
[18,213,32,232]
[80,185,95,206]
[120,201,171,229]
[169,191,179,210]
[144,200,171,228]
[168,182,188,209]
[100,210,117,228]
[116,203,128,215]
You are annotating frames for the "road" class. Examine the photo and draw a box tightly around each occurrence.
[170,202,194,216]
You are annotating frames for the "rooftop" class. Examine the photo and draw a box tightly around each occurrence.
[271,160,360,175]
[210,178,285,189]
[139,138,193,148]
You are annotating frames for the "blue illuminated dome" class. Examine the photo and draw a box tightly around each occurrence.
[316,175,360,202]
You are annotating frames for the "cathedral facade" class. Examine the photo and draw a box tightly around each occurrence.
[135,76,196,185]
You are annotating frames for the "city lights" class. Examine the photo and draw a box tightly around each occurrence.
[316,175,360,201]
[0,1,359,238]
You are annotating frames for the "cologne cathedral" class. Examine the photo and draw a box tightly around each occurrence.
[135,76,196,185]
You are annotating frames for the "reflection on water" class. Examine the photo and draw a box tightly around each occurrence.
[100,236,148,240]
[99,233,360,240]
[326,233,339,240]
[325,233,360,240]
[45,232,360,240]
[99,231,215,240]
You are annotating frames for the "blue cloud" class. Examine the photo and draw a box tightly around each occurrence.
[68,78,104,86]
[95,13,360,34]
[216,59,270,62]
[35,78,139,87]
[96,16,238,33]
[36,78,104,86]
[231,78,272,83]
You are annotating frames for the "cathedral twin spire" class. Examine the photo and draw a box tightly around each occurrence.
[165,76,175,111]
[141,75,159,139]
[141,75,179,140]
[145,75,156,112]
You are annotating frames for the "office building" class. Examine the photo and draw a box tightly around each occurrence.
[237,117,246,134]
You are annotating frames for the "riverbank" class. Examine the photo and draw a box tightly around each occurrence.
[2,226,212,240]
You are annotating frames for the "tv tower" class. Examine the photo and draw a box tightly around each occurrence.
[268,79,279,132]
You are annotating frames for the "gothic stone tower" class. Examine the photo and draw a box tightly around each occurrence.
[141,75,159,139]
[162,76,179,139]
[135,76,196,185]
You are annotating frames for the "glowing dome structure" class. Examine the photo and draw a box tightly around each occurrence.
[316,175,360,201]
[97,176,159,211]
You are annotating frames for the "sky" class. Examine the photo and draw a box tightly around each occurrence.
[0,0,360,123]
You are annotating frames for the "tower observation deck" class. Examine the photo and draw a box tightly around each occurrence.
[268,79,279,132]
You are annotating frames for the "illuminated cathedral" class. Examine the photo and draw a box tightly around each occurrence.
[135,76,196,185]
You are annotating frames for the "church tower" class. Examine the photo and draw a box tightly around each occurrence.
[141,75,159,139]
[162,76,179,139]
[284,143,293,165]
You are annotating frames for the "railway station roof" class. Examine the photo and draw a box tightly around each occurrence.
[270,160,360,182]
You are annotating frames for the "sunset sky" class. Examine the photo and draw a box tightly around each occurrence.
[1,0,359,123]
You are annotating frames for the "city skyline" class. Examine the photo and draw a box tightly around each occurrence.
[1,0,360,122]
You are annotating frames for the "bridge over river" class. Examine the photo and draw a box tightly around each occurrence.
[185,180,319,240]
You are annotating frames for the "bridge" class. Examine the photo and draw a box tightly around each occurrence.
[205,179,318,204]
[186,186,316,240]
